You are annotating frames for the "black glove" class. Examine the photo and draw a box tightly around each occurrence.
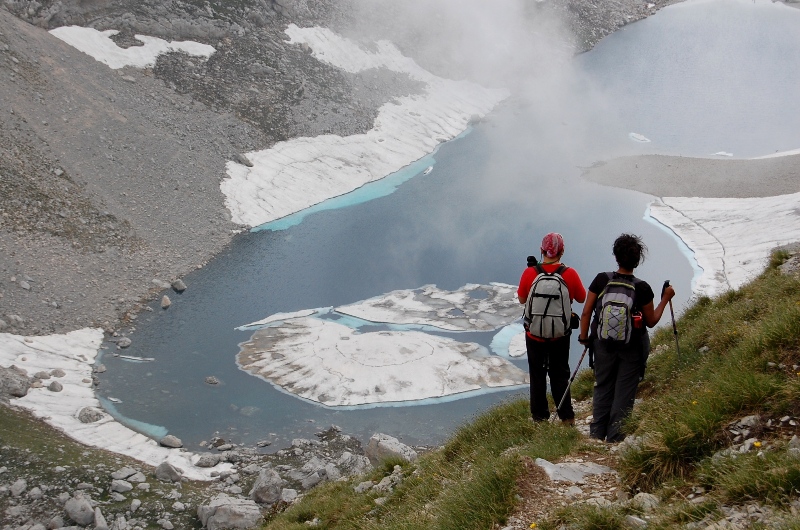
[578,336,592,346]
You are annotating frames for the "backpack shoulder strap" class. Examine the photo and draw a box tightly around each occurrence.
[534,264,545,276]
[555,264,568,276]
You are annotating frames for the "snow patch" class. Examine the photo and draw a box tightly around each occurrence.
[236,283,528,406]
[0,329,231,480]
[629,132,651,143]
[49,26,215,69]
[236,317,528,407]
[649,193,800,298]
[336,283,520,331]
[221,25,509,228]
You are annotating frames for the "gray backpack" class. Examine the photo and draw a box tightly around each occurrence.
[594,272,639,343]
[523,264,572,339]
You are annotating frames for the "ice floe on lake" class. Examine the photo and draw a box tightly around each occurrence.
[236,283,528,407]
[629,132,651,143]
[221,25,509,228]
[336,283,521,331]
[49,26,215,69]
[0,329,231,480]
[649,192,800,298]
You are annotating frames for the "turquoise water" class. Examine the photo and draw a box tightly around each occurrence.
[97,0,800,451]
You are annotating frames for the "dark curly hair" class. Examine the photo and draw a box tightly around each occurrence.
[613,233,647,270]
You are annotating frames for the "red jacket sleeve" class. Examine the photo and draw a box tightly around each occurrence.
[517,267,536,301]
[563,267,587,303]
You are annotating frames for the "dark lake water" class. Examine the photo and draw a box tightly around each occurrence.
[98,0,800,451]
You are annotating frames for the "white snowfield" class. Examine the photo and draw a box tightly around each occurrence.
[336,283,521,331]
[0,329,231,481]
[237,283,528,406]
[48,26,215,69]
[221,25,510,228]
[649,192,800,298]
[237,317,528,408]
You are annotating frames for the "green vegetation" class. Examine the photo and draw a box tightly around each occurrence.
[263,252,800,529]
[266,399,581,530]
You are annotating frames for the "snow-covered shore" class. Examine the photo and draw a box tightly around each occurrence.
[649,193,800,297]
[0,329,231,480]
[221,25,509,228]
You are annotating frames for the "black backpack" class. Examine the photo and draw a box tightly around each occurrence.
[523,264,572,339]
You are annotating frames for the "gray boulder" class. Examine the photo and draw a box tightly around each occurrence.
[197,494,263,530]
[48,380,63,392]
[160,435,183,448]
[77,407,106,423]
[172,279,187,292]
[155,462,183,483]
[0,365,30,399]
[196,454,221,468]
[249,467,282,505]
[337,451,372,476]
[65,493,95,526]
[365,433,418,464]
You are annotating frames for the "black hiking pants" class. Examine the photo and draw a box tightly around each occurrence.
[590,333,649,442]
[525,334,574,422]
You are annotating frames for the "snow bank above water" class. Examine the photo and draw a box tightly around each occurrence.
[649,193,800,298]
[0,329,230,480]
[49,26,215,69]
[221,25,509,228]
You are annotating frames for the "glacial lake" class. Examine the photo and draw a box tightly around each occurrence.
[98,0,800,451]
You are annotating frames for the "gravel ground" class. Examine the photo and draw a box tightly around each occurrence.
[582,153,800,199]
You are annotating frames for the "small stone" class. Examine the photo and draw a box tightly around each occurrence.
[19,280,31,290]
[131,499,142,512]
[111,467,137,480]
[10,479,27,496]
[205,376,219,385]
[51,368,66,377]
[117,337,132,349]
[65,494,95,526]
[28,486,43,500]
[155,462,183,482]
[94,507,109,530]
[78,407,105,423]
[48,381,63,392]
[171,279,187,292]
[160,435,183,448]
[111,479,133,492]
[161,295,171,309]
[631,492,660,512]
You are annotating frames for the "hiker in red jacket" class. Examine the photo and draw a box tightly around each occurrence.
[518,232,586,423]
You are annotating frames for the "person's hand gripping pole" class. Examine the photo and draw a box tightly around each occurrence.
[662,280,680,357]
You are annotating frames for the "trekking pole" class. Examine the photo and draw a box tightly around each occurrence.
[662,280,680,358]
[550,346,589,423]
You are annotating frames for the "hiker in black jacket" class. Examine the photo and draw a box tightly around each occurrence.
[578,234,675,442]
